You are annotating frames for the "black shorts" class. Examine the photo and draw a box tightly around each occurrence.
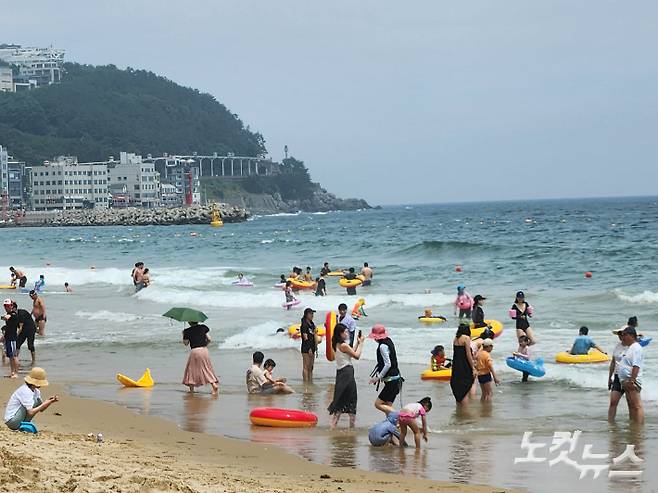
[611,374,624,395]
[478,373,492,384]
[378,378,402,403]
[459,308,472,318]
[19,276,27,288]
[17,329,35,352]
[4,339,17,358]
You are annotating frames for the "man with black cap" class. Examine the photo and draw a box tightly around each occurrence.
[300,307,317,382]
[471,295,488,329]
[617,326,644,424]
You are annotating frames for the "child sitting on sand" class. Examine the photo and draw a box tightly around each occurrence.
[262,359,294,394]
[398,397,432,449]
[476,339,500,401]
[430,345,452,371]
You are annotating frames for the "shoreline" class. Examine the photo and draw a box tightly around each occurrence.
[0,379,517,493]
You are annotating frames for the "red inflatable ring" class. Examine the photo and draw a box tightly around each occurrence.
[249,407,318,428]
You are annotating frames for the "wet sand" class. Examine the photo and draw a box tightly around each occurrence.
[0,379,516,493]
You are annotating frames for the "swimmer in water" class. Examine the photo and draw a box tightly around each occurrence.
[64,282,73,293]
[303,266,313,282]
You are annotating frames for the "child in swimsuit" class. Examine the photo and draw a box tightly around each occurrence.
[398,397,432,449]
[512,335,531,382]
[430,345,452,371]
[476,339,500,401]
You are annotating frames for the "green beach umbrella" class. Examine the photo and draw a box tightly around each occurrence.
[162,307,208,323]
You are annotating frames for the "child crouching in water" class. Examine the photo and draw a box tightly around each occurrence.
[430,345,452,371]
[262,359,294,394]
[398,397,432,449]
[476,338,500,401]
[512,335,531,382]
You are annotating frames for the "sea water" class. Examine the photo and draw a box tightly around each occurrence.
[1,197,657,492]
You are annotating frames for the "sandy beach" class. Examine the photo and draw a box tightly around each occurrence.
[0,380,516,493]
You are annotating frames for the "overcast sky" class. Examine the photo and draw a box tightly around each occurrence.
[3,1,658,204]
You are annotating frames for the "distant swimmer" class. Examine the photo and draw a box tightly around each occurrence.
[142,268,151,287]
[568,326,606,355]
[34,275,45,293]
[303,266,314,282]
[320,262,331,277]
[9,267,27,288]
[284,281,297,310]
[132,262,145,291]
[30,291,47,337]
[360,262,373,286]
[64,282,73,293]
[454,285,473,319]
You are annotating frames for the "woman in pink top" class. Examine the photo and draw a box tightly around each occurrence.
[454,285,473,319]
[398,397,432,449]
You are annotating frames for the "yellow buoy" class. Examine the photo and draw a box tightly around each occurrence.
[210,203,224,228]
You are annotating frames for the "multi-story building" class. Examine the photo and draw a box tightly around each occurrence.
[29,156,109,211]
[147,156,201,205]
[7,157,27,210]
[0,66,12,92]
[0,44,65,88]
[0,145,7,209]
[106,152,160,208]
[160,183,181,207]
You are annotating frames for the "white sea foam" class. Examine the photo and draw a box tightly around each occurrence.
[219,321,298,350]
[614,289,658,305]
[74,310,154,323]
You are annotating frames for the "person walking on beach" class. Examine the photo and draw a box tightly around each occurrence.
[337,303,357,346]
[182,321,219,395]
[617,326,644,424]
[328,323,365,429]
[9,267,27,288]
[450,323,477,406]
[361,262,373,286]
[30,290,47,337]
[300,308,317,382]
[471,295,488,329]
[509,291,535,343]
[14,300,37,366]
[4,367,58,430]
[2,299,19,378]
[368,324,402,415]
[454,285,473,319]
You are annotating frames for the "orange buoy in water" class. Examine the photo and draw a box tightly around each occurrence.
[584,271,592,278]
[455,265,463,273]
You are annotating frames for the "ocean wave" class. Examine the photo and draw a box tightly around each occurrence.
[219,321,298,350]
[74,310,154,323]
[398,240,503,256]
[614,289,658,304]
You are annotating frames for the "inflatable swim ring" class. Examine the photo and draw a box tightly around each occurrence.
[555,349,610,364]
[282,298,301,309]
[0,285,16,290]
[506,357,546,378]
[116,368,155,388]
[327,271,344,277]
[232,280,254,287]
[339,278,363,288]
[249,407,318,428]
[418,316,447,324]
[288,278,315,290]
[288,324,326,339]
[325,311,336,361]
[470,320,504,339]
[639,336,652,347]
[420,368,452,381]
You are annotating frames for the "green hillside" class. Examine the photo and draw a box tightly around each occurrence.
[0,63,266,163]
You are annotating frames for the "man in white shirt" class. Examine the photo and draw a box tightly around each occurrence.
[337,303,357,346]
[617,327,644,424]
[4,367,58,430]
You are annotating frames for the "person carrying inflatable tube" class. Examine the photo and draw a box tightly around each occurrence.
[512,335,532,382]
[352,299,367,320]
[454,285,473,319]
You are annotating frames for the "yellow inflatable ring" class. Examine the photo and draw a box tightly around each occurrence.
[327,271,344,277]
[470,320,504,339]
[420,368,452,381]
[287,278,316,290]
[288,324,325,339]
[339,278,363,288]
[418,316,447,324]
[555,349,610,364]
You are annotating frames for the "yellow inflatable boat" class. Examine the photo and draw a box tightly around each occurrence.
[116,368,155,387]
[420,368,452,381]
[470,320,504,339]
[555,349,610,364]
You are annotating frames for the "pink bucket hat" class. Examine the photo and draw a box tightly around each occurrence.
[368,324,389,340]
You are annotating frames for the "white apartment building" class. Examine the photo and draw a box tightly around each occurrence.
[0,44,64,87]
[30,156,109,211]
[0,66,12,92]
[106,152,160,208]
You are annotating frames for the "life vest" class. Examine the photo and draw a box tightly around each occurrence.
[376,338,400,378]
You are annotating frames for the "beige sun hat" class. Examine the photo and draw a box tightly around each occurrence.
[24,367,49,387]
[482,338,494,347]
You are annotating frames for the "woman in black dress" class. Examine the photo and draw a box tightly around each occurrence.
[328,323,365,429]
[450,323,477,405]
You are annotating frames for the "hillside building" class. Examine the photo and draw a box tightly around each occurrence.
[0,44,65,89]
[106,152,160,208]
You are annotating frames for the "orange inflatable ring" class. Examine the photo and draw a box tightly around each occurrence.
[325,311,336,361]
[288,278,316,290]
[249,407,318,428]
[339,278,362,288]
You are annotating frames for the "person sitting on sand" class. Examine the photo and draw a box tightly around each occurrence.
[430,345,451,371]
[569,326,606,355]
[262,359,294,394]
[247,352,289,394]
[368,411,401,447]
[398,397,432,449]
[4,367,58,430]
